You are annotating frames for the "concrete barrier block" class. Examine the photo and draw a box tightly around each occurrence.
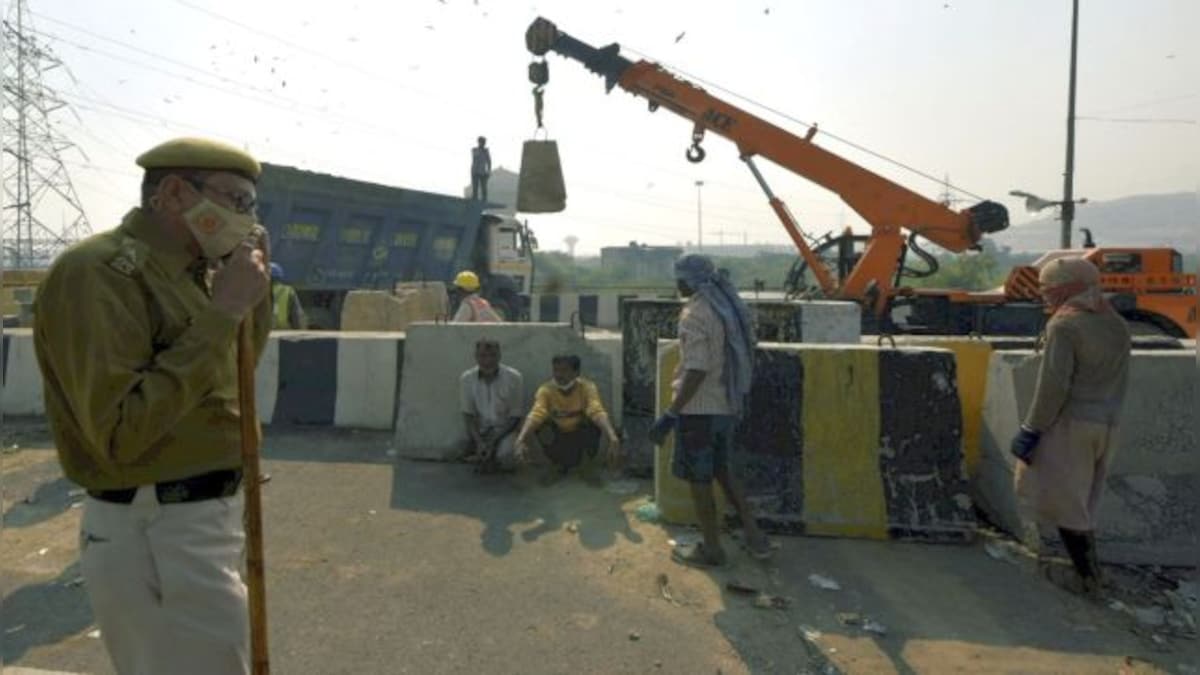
[623,299,862,474]
[655,341,973,541]
[334,333,406,429]
[394,323,618,460]
[585,331,623,426]
[255,337,280,424]
[340,284,448,331]
[884,336,995,478]
[1,328,405,431]
[978,350,1199,566]
[1,329,43,416]
[261,331,405,430]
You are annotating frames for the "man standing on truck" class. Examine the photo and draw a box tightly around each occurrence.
[515,354,622,477]
[460,338,524,474]
[470,136,492,202]
[648,254,771,566]
[32,137,271,674]
[452,270,503,322]
[269,262,307,329]
[1010,257,1131,598]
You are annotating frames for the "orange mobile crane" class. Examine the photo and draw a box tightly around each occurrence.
[523,18,1198,338]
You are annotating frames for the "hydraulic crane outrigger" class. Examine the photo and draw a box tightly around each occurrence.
[524,17,1010,315]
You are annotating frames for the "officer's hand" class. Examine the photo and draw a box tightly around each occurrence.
[212,242,270,318]
[1009,425,1041,466]
[515,436,530,463]
[248,224,271,263]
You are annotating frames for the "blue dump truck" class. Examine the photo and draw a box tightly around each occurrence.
[256,163,536,328]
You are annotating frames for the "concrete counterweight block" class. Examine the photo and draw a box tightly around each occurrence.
[977,350,1199,566]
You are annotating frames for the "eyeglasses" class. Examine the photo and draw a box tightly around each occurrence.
[184,176,258,215]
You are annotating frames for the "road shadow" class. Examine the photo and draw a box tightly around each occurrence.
[260,426,393,465]
[700,535,1186,674]
[388,458,645,557]
[1,561,93,665]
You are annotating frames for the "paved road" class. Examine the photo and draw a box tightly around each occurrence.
[3,425,1195,674]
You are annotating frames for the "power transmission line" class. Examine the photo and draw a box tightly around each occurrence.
[1076,115,1196,126]
[0,0,92,269]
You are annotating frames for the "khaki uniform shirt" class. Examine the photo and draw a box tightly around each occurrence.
[674,295,733,416]
[33,208,271,490]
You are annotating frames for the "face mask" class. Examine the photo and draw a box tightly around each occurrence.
[183,197,257,259]
[556,378,578,392]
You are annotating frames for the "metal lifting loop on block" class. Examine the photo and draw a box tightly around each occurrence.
[876,333,897,349]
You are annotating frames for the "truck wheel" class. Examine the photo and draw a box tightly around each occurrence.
[1126,321,1168,337]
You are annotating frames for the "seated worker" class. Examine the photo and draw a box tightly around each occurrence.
[515,354,621,474]
[459,338,524,473]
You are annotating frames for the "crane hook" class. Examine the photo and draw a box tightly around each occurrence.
[686,124,707,163]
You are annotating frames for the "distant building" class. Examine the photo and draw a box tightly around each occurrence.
[462,166,519,216]
[681,243,797,258]
[600,242,683,281]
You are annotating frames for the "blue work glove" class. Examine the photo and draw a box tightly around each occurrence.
[1010,425,1041,465]
[647,411,679,446]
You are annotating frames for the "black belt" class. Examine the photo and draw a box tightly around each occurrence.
[87,469,243,505]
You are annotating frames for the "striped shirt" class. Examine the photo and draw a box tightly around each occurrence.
[673,295,732,415]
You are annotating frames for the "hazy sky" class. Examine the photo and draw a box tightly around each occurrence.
[11,0,1199,254]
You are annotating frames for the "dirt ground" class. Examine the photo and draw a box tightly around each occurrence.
[2,422,1197,674]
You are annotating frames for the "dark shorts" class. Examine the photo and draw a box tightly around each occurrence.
[537,422,602,469]
[671,415,736,483]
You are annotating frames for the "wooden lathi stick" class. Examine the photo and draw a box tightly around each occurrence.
[237,315,270,675]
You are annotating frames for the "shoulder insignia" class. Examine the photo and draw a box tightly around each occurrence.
[107,237,146,277]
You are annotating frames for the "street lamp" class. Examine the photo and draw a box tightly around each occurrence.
[1008,189,1088,246]
[1011,0,1085,250]
[694,180,704,251]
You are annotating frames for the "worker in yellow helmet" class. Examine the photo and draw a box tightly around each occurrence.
[452,270,503,322]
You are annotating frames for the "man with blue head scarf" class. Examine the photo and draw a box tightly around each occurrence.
[647,254,770,566]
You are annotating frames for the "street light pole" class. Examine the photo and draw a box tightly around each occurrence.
[694,180,704,251]
[1061,0,1079,249]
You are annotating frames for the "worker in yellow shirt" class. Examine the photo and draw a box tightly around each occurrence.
[516,354,621,475]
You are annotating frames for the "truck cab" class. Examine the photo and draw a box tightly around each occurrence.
[467,212,537,320]
[256,163,537,328]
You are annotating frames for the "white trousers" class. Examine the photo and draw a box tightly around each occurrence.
[79,486,249,675]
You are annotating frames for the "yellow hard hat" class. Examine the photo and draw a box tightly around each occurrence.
[454,270,481,292]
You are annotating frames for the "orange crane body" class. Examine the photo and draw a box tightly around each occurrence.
[525,18,1008,315]
[525,18,1196,338]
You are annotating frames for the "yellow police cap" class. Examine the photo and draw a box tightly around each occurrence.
[136,137,261,180]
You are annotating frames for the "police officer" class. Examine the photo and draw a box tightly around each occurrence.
[33,137,272,675]
[269,262,307,329]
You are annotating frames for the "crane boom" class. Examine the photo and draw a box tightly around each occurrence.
[525,18,1009,309]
